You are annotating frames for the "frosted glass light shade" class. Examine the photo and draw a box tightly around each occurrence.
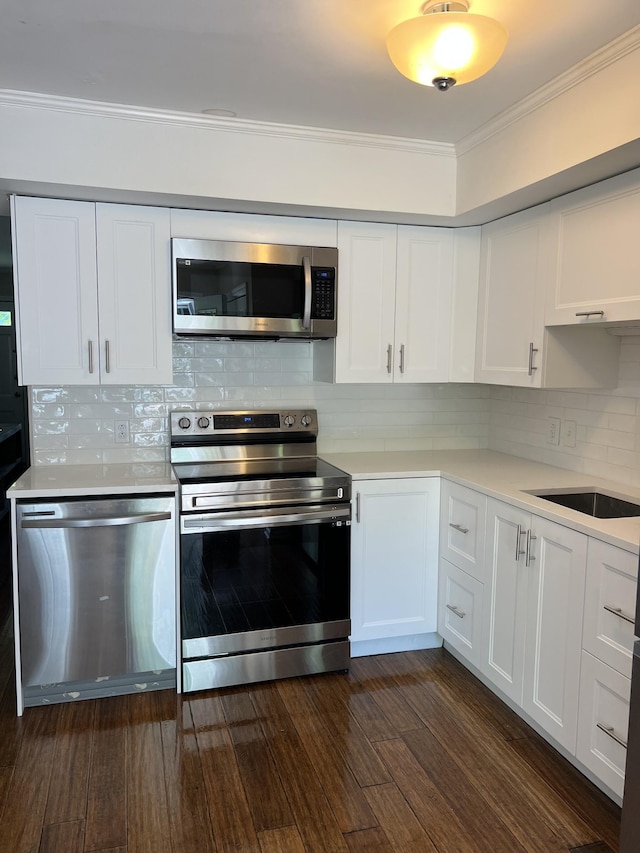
[386,9,508,88]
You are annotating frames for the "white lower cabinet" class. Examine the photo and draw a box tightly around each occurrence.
[350,477,439,645]
[577,651,631,799]
[482,499,587,752]
[438,558,483,669]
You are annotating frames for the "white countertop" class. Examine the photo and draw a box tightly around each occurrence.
[322,450,640,554]
[7,462,177,499]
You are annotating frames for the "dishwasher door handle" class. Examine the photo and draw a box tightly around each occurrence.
[21,511,173,529]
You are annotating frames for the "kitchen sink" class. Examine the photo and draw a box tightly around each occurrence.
[531,490,640,519]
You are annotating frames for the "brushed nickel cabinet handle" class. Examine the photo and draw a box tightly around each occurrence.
[446,604,466,619]
[603,604,634,625]
[528,342,538,375]
[575,310,605,319]
[355,492,361,523]
[515,524,527,562]
[525,530,536,566]
[449,523,469,534]
[88,340,94,374]
[105,339,111,374]
[399,344,405,374]
[386,344,392,374]
[597,722,627,749]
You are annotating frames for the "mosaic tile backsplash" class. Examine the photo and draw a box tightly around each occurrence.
[29,338,640,486]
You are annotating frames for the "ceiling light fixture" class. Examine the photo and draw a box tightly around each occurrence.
[386,1,508,92]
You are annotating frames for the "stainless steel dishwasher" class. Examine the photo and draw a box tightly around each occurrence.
[15,495,176,706]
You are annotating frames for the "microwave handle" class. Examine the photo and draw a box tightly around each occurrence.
[302,255,312,330]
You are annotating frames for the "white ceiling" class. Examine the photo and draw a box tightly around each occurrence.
[1,0,640,144]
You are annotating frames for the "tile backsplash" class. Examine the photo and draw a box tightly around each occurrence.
[29,338,640,486]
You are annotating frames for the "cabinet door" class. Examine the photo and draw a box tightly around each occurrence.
[522,516,587,753]
[169,209,337,247]
[351,478,439,642]
[439,480,486,581]
[482,499,529,704]
[12,196,99,385]
[333,222,397,383]
[475,205,549,387]
[577,650,630,799]
[96,204,173,385]
[394,226,453,383]
[546,169,640,325]
[438,558,484,669]
[583,539,637,678]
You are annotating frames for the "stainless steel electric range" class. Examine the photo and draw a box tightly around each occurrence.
[170,408,351,693]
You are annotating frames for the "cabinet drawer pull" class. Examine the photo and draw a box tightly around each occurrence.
[575,310,605,319]
[355,492,361,524]
[515,524,526,562]
[386,344,392,374]
[528,342,538,375]
[603,604,634,625]
[399,343,405,374]
[449,523,469,534]
[596,722,627,749]
[446,604,466,619]
[88,340,94,374]
[105,339,111,374]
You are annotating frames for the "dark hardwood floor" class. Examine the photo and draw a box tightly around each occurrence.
[0,578,622,852]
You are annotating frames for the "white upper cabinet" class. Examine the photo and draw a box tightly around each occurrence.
[12,197,100,385]
[315,221,461,384]
[169,208,338,247]
[12,197,172,386]
[475,204,620,389]
[475,205,549,387]
[95,204,172,385]
[546,169,640,325]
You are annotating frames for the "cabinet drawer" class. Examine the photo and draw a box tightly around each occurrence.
[577,651,630,799]
[438,558,483,669]
[584,539,637,678]
[439,481,486,581]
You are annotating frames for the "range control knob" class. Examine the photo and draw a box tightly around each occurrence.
[197,416,210,429]
[283,414,296,428]
[178,417,191,430]
[301,413,313,427]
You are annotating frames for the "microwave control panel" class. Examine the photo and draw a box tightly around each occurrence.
[311,268,336,320]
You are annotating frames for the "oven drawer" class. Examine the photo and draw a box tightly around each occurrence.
[182,640,350,692]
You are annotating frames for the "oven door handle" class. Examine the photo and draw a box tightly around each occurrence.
[181,504,350,533]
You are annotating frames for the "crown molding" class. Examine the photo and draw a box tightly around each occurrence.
[0,89,455,159]
[457,24,640,156]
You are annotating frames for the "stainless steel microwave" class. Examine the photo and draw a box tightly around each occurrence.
[171,238,338,339]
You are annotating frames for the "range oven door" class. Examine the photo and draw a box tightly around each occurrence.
[172,238,338,339]
[180,502,351,691]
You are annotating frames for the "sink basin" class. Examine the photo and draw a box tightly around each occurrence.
[531,490,640,519]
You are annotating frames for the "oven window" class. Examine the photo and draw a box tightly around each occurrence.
[181,520,350,640]
[175,260,305,319]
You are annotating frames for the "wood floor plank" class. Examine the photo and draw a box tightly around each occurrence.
[343,826,394,853]
[510,731,622,852]
[39,819,84,853]
[0,673,24,766]
[375,736,500,853]
[400,679,596,851]
[44,699,94,825]
[0,704,60,853]
[220,689,293,833]
[250,681,349,853]
[126,691,173,853]
[257,825,307,853]
[84,695,128,853]
[302,674,391,788]
[276,676,377,833]
[362,782,438,851]
[348,656,426,736]
[155,690,217,853]
[0,764,14,820]
[190,692,261,853]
